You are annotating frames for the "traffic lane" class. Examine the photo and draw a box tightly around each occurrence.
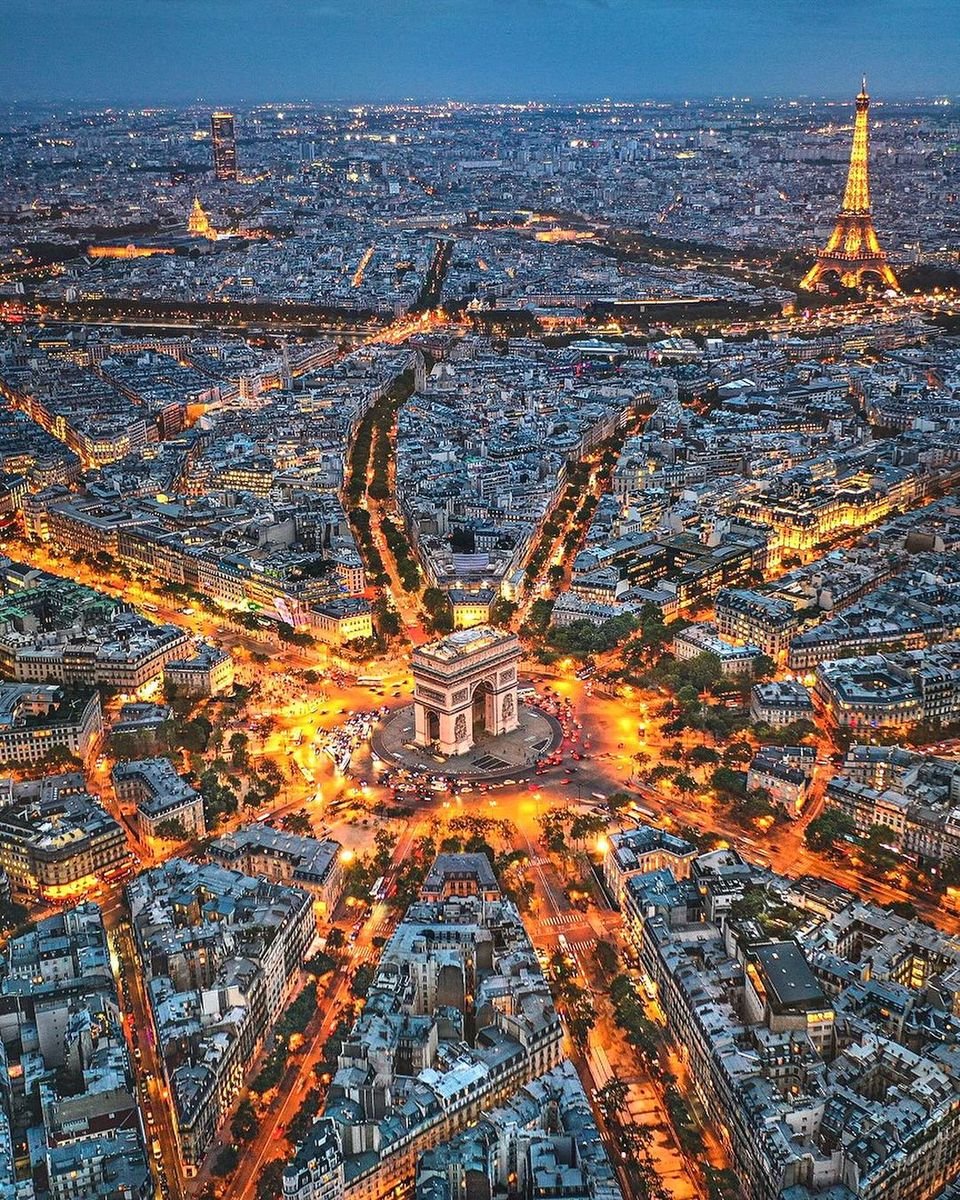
[113,921,185,1200]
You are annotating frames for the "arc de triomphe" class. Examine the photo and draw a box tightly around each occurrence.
[412,626,520,757]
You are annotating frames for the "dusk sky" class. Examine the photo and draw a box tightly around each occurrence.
[3,0,959,104]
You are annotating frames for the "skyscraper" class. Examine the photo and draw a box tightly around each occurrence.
[210,111,238,181]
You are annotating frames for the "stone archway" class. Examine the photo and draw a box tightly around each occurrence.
[471,678,495,740]
[411,627,521,756]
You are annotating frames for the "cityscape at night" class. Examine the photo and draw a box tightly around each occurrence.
[2,4,960,1200]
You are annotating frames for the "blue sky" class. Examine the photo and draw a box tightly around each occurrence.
[2,0,957,104]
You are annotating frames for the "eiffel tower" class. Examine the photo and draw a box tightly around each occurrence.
[800,79,900,293]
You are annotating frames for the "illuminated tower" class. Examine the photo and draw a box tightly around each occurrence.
[210,111,238,181]
[800,79,900,293]
[187,197,213,238]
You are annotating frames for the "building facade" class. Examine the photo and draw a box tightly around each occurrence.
[211,111,238,181]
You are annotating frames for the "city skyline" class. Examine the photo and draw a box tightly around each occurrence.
[3,0,959,104]
[3,6,960,1200]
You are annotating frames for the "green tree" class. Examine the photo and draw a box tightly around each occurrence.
[422,587,454,631]
[211,1146,239,1178]
[231,1098,259,1144]
[351,963,376,998]
[228,730,249,769]
[524,599,555,637]
[729,886,767,922]
[304,952,336,978]
[595,1074,628,1117]
[373,828,397,868]
[722,740,755,765]
[594,939,619,977]
[752,653,776,680]
[373,600,402,638]
[570,812,607,843]
[862,823,898,873]
[154,818,188,842]
[256,1160,286,1200]
[282,812,312,835]
[805,809,855,851]
[489,598,518,628]
[176,715,212,753]
[538,808,569,855]
[684,651,722,691]
[735,786,775,822]
[606,791,633,816]
[711,766,746,797]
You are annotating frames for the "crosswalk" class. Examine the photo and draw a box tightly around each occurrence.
[565,938,597,956]
[542,913,582,927]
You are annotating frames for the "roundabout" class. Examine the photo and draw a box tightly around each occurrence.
[371,699,562,781]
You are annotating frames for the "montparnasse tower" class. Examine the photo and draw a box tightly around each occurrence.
[800,78,900,293]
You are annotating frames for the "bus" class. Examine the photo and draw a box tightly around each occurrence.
[357,675,385,687]
[627,800,657,823]
[370,876,386,903]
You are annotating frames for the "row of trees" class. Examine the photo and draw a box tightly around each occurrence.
[549,946,596,1045]
[804,809,900,875]
[538,806,609,855]
[348,506,388,588]
[344,372,416,597]
[345,396,380,508]
[381,516,421,592]
[594,1075,671,1200]
[250,982,319,1096]
[523,460,592,584]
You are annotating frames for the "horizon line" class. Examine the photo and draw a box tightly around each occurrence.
[1,91,957,109]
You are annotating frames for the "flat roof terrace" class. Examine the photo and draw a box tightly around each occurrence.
[413,626,518,666]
